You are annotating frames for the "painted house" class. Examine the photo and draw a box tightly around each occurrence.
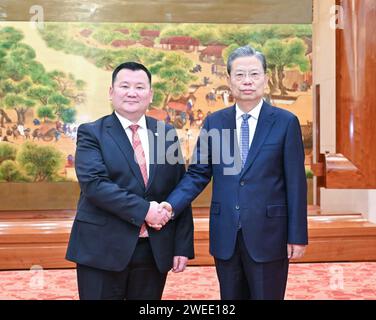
[160,36,200,51]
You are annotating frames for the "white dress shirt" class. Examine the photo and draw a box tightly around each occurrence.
[235,99,263,150]
[115,111,150,177]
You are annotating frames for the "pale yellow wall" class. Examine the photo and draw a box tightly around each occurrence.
[312,0,336,157]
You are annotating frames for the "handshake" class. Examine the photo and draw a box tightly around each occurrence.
[145,201,173,230]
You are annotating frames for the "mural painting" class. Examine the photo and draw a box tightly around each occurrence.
[0,22,312,188]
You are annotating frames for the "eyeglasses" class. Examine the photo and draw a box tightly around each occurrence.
[232,70,264,82]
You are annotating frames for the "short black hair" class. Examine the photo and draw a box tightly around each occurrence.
[112,62,152,86]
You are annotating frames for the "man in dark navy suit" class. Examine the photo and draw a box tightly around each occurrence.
[161,46,308,300]
[66,62,194,300]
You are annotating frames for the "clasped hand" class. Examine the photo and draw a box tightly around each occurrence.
[145,201,172,230]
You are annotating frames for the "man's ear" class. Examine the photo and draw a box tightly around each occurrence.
[264,74,269,89]
[226,75,232,89]
[109,86,113,100]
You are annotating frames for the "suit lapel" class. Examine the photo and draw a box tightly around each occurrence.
[241,102,276,176]
[106,113,145,189]
[145,116,158,192]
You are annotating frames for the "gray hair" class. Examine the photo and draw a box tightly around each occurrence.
[227,46,267,75]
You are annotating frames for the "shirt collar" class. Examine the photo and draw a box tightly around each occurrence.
[115,111,147,131]
[236,99,263,121]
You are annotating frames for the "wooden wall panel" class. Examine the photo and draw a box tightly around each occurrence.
[330,0,376,188]
[1,0,313,23]
[2,212,376,270]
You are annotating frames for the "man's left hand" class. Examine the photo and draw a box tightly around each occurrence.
[172,256,188,273]
[287,244,306,259]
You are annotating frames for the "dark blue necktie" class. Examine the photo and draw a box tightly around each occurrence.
[240,114,251,167]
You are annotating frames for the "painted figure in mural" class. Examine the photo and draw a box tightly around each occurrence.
[66,62,194,300]
[54,130,61,142]
[67,154,74,167]
[159,46,308,300]
[187,98,193,111]
[17,124,25,137]
[222,90,230,106]
[206,90,216,106]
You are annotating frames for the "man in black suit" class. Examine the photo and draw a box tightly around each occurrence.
[66,62,194,300]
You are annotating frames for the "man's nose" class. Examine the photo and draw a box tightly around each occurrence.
[242,74,254,84]
[125,88,137,96]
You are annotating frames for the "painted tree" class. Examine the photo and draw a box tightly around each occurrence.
[0,26,86,126]
[47,93,71,121]
[4,80,36,125]
[263,38,309,96]
[0,109,12,127]
[0,144,17,164]
[17,142,64,182]
[0,160,26,182]
[248,27,279,46]
[95,50,119,70]
[27,86,53,106]
[219,26,254,46]
[37,105,55,122]
[61,107,77,124]
[27,85,55,122]
[222,44,240,72]
[190,26,220,46]
[149,52,196,109]
[0,28,29,124]
[48,71,86,105]
[28,77,82,124]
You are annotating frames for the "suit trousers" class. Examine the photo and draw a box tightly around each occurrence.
[214,230,289,300]
[76,238,168,300]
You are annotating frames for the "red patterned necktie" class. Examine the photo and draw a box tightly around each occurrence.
[129,124,149,237]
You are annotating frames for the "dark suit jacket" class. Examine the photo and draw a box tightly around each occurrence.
[167,102,308,262]
[66,113,194,273]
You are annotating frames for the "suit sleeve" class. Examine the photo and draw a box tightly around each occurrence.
[75,124,150,227]
[173,160,195,259]
[167,117,213,217]
[164,129,194,258]
[283,116,308,244]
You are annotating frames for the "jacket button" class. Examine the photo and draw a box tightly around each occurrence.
[240,181,245,186]
[235,205,240,210]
